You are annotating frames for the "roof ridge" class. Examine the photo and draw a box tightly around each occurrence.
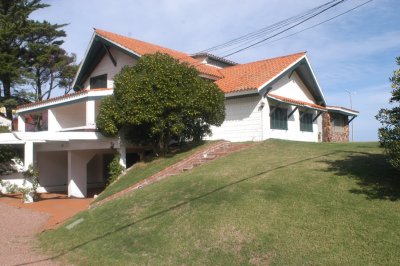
[95,28,192,59]
[191,52,239,66]
[94,28,223,79]
[221,51,306,71]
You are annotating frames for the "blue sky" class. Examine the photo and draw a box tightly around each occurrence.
[31,0,400,141]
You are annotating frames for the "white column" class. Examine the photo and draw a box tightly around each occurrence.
[118,134,127,169]
[68,151,95,198]
[86,100,96,127]
[18,115,26,132]
[119,144,126,169]
[24,141,34,170]
[262,100,270,140]
[48,109,61,131]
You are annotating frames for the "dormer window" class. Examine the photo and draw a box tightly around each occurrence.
[90,74,107,89]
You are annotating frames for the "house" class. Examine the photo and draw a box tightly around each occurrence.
[0,29,358,198]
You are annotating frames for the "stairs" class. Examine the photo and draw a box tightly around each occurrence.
[90,141,251,209]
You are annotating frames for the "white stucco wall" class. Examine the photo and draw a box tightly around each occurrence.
[37,151,68,192]
[263,102,320,142]
[83,47,137,89]
[269,71,316,104]
[50,102,86,130]
[209,71,322,142]
[87,153,104,186]
[0,172,24,193]
[209,95,263,142]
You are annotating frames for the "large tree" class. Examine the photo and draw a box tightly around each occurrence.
[24,21,78,101]
[376,56,400,171]
[97,52,225,155]
[0,0,76,118]
[0,0,46,117]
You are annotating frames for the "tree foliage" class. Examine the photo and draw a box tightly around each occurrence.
[376,56,400,170]
[0,126,18,175]
[24,21,78,101]
[0,0,77,118]
[97,52,225,154]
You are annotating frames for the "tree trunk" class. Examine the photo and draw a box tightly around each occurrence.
[36,68,42,101]
[2,78,13,120]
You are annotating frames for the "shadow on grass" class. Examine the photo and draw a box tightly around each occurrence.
[324,152,400,201]
[20,151,337,266]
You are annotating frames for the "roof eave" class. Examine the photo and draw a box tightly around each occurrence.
[225,88,259,98]
[71,32,97,89]
[326,106,359,116]
[17,88,113,114]
[303,55,327,105]
[267,94,326,112]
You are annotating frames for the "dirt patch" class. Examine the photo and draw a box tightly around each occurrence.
[0,202,57,265]
[0,192,95,265]
[0,192,93,230]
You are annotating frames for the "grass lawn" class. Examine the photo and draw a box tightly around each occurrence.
[39,140,400,265]
[95,141,216,201]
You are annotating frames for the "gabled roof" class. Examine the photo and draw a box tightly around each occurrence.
[36,29,333,113]
[95,29,223,79]
[217,52,326,106]
[215,52,305,93]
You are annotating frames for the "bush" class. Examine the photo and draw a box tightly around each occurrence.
[107,154,124,186]
[21,164,40,202]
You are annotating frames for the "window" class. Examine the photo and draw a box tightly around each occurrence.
[300,112,313,132]
[333,115,345,133]
[270,107,288,130]
[90,74,107,89]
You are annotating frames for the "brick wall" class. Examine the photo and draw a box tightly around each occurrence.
[322,112,349,142]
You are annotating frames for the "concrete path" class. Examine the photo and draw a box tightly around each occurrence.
[0,202,58,266]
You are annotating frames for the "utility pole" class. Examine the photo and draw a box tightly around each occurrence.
[345,89,354,142]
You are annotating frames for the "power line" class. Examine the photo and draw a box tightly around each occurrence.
[221,0,347,57]
[251,0,374,50]
[189,0,373,69]
[199,0,341,54]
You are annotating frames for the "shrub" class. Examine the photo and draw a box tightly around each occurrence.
[376,56,400,171]
[107,154,124,186]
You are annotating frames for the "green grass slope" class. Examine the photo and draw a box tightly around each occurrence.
[40,140,400,265]
[95,141,216,201]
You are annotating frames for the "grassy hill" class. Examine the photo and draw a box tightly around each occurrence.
[39,140,400,265]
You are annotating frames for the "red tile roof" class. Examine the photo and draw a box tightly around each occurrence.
[16,31,313,111]
[215,52,305,93]
[95,29,223,79]
[268,93,326,111]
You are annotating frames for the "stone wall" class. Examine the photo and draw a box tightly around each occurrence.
[322,112,349,142]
